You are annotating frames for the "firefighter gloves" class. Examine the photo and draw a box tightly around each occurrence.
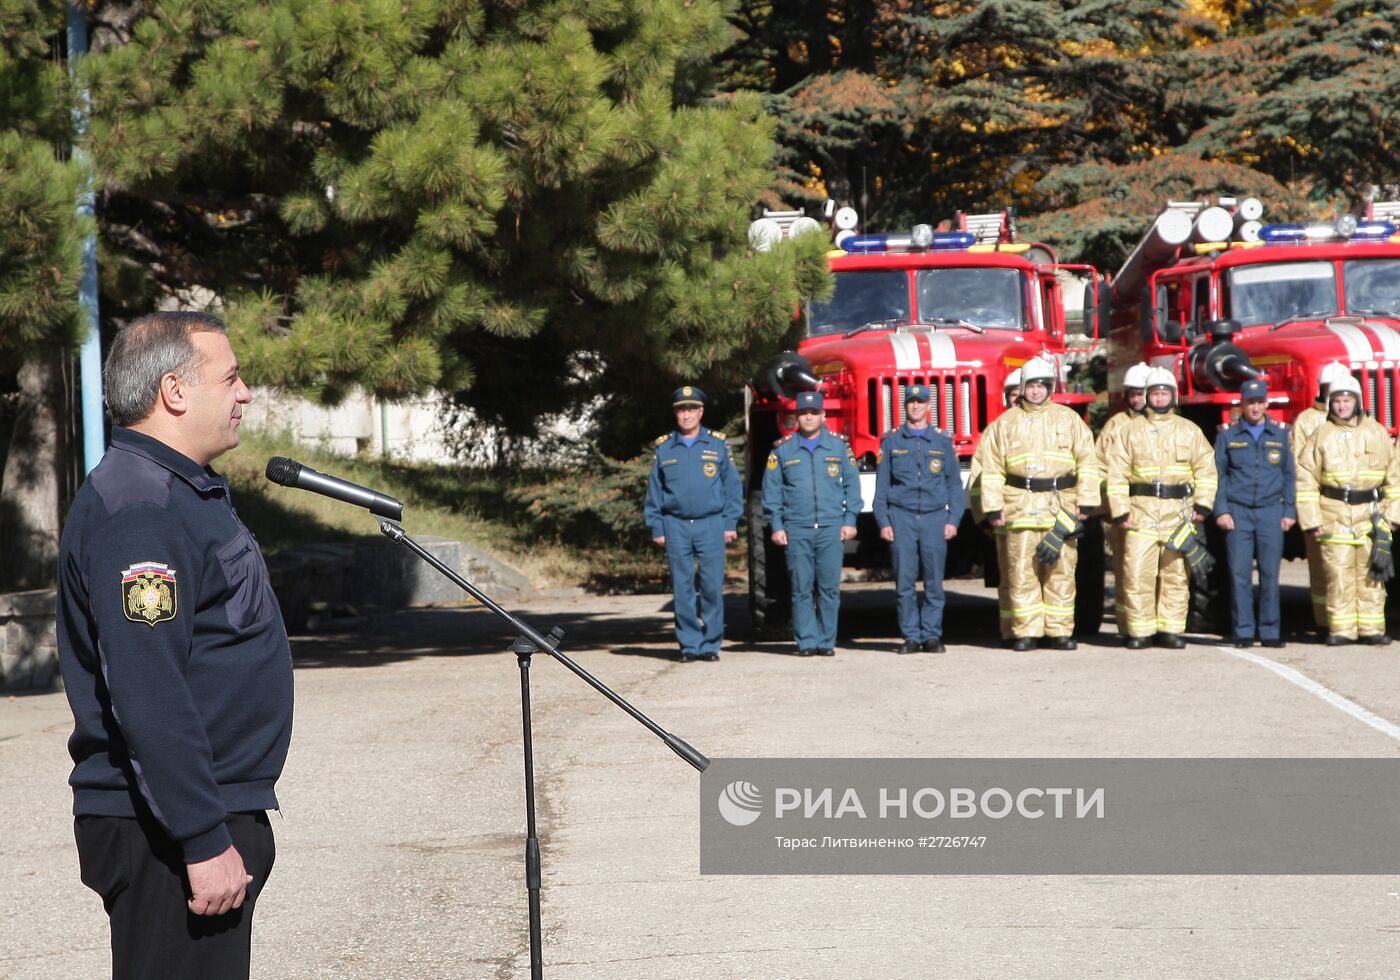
[1369,515,1395,584]
[1167,519,1215,588]
[1034,510,1083,567]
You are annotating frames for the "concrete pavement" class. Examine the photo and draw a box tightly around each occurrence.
[6,568,1400,978]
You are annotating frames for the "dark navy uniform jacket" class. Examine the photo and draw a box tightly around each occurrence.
[761,429,862,531]
[56,427,294,863]
[644,428,743,536]
[872,424,966,528]
[1212,418,1297,519]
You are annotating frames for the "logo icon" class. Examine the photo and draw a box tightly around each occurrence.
[717,780,763,826]
[121,561,177,627]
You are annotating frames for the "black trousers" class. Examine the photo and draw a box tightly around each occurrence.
[75,811,276,980]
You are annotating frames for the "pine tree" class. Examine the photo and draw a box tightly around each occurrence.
[0,1,87,588]
[83,0,830,442]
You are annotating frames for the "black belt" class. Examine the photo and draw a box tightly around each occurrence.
[1129,482,1192,499]
[1321,485,1380,504]
[1006,474,1077,492]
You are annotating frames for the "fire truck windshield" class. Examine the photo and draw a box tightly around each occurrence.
[1344,259,1400,316]
[915,268,1026,330]
[1228,261,1337,327]
[808,270,910,337]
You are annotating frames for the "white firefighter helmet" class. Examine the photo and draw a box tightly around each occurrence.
[1144,367,1178,391]
[1003,368,1022,389]
[1318,362,1350,391]
[1328,372,1362,402]
[1123,362,1153,389]
[1020,356,1058,387]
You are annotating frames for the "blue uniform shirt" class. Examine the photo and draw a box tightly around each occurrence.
[1213,417,1296,518]
[644,428,743,537]
[872,424,966,528]
[56,427,294,863]
[761,428,862,532]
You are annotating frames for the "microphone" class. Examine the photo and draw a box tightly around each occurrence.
[264,457,404,522]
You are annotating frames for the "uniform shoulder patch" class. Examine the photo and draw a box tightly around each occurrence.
[774,434,792,446]
[654,434,668,446]
[121,561,177,627]
[709,429,726,440]
[833,432,849,442]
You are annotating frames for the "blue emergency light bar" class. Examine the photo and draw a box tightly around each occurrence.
[1258,221,1398,244]
[841,232,976,254]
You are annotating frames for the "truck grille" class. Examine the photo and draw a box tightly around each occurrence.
[868,374,985,438]
[1354,367,1399,432]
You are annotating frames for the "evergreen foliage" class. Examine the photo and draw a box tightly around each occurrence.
[724,0,1397,251]
[0,2,85,360]
[83,0,830,437]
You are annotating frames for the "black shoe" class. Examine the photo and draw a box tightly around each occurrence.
[1044,636,1076,651]
[1124,636,1151,650]
[1361,634,1392,646]
[895,641,921,655]
[1010,637,1037,652]
[1261,638,1285,648]
[815,648,835,657]
[1232,637,1253,649]
[1326,635,1352,646]
[922,640,946,653]
[678,651,698,663]
[697,651,720,661]
[1157,633,1186,649]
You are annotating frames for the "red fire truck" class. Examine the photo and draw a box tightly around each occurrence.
[745,205,1106,633]
[1105,193,1400,428]
[1104,193,1400,625]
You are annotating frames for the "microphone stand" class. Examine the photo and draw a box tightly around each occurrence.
[377,519,709,979]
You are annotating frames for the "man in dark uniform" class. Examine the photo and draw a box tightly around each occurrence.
[761,391,862,657]
[873,384,966,653]
[1214,379,1296,647]
[644,385,743,662]
[56,311,293,980]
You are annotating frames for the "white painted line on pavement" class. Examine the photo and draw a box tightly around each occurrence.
[1217,645,1400,744]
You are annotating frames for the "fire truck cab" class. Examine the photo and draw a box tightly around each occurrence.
[746,205,1105,634]
[1107,195,1400,430]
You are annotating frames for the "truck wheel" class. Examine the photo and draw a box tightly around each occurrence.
[747,491,791,636]
[1074,517,1106,637]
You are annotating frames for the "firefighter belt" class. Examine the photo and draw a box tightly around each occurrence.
[1035,509,1083,566]
[1164,519,1215,588]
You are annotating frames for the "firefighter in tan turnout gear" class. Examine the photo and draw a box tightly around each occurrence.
[977,356,1100,650]
[1105,368,1218,649]
[1291,361,1351,632]
[968,367,1026,638]
[1097,362,1152,633]
[1295,373,1400,645]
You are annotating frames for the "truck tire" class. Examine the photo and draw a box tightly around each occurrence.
[1074,517,1106,637]
[747,490,791,635]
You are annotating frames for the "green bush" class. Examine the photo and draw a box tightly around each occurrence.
[509,452,653,546]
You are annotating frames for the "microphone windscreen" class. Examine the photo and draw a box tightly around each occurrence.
[265,456,303,487]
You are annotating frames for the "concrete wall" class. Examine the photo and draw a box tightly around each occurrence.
[0,589,58,692]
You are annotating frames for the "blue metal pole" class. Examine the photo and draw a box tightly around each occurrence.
[67,5,105,473]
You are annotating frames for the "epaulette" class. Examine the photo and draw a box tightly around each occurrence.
[774,433,793,446]
[654,434,669,446]
[833,432,849,442]
[709,429,726,439]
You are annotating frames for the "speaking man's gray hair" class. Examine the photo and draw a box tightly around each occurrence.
[104,311,227,426]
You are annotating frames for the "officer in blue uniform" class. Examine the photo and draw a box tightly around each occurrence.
[761,391,862,656]
[1213,378,1296,648]
[873,384,966,653]
[645,386,743,662]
